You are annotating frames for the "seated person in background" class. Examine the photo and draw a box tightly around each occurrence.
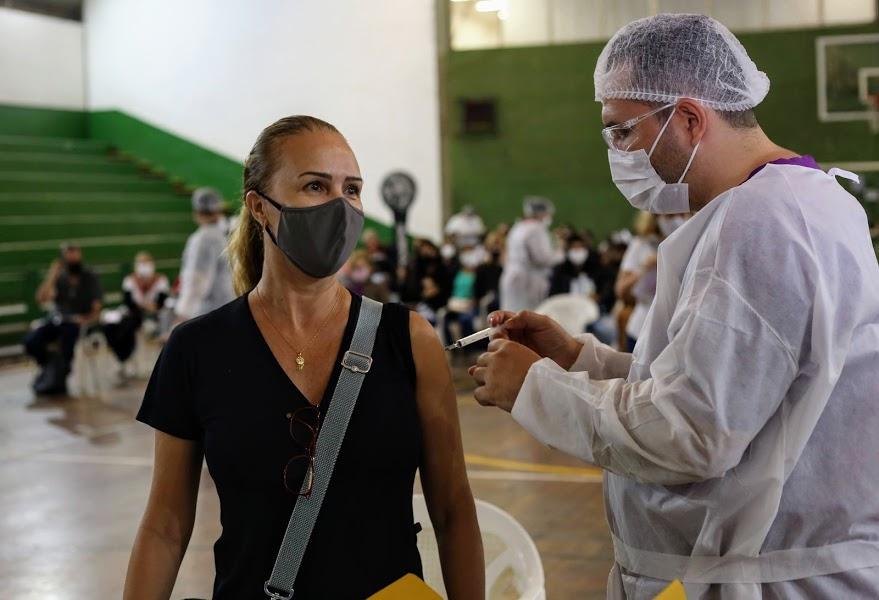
[361,228,395,278]
[585,234,630,346]
[24,243,103,395]
[401,239,451,306]
[553,224,574,244]
[339,251,391,303]
[615,212,689,351]
[549,235,598,297]
[103,252,170,364]
[443,248,482,345]
[439,235,460,273]
[415,276,446,326]
[474,234,504,315]
[593,234,628,315]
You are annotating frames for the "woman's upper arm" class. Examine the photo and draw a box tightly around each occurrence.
[142,430,203,543]
[409,311,472,527]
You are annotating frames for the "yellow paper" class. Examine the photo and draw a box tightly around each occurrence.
[654,579,687,600]
[368,574,443,600]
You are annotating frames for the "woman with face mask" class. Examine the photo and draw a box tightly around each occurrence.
[549,235,598,298]
[103,252,170,365]
[442,248,484,348]
[126,116,483,599]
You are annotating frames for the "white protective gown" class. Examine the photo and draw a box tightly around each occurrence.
[176,218,236,319]
[500,219,557,312]
[512,164,879,598]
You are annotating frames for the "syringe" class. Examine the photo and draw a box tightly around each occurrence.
[443,326,500,351]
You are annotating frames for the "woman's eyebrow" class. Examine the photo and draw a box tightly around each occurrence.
[298,170,332,179]
[298,171,362,183]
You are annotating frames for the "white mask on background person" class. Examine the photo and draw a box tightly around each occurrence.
[568,248,589,266]
[658,215,689,237]
[460,251,482,269]
[135,262,155,278]
[440,243,457,260]
[607,105,700,215]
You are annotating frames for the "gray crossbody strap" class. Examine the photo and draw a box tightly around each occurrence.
[264,297,383,599]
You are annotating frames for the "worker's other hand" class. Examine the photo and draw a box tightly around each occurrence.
[487,310,582,370]
[469,339,540,412]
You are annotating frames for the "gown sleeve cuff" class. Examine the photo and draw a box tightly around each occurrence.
[510,357,598,461]
[569,333,598,372]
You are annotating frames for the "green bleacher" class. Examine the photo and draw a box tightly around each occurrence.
[0,134,194,353]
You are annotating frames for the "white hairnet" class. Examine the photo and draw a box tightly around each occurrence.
[191,187,224,214]
[523,196,554,217]
[594,14,770,111]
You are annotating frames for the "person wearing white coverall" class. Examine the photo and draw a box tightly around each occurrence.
[470,14,879,599]
[500,197,558,312]
[174,187,236,323]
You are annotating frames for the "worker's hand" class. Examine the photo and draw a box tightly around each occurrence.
[487,310,582,370]
[469,339,540,412]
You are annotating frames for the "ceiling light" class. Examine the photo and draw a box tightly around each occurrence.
[475,0,501,12]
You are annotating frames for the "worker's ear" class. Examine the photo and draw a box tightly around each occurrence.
[675,99,708,147]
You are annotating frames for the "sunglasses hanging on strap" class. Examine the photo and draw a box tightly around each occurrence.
[264,296,383,600]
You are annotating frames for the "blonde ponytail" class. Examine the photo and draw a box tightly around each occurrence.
[228,204,264,295]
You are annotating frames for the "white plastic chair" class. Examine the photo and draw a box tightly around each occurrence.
[413,494,546,600]
[534,294,600,336]
[129,325,162,379]
[69,328,114,399]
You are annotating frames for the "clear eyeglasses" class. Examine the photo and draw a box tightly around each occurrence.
[601,102,675,152]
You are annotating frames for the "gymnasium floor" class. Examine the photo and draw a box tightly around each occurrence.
[0,356,613,599]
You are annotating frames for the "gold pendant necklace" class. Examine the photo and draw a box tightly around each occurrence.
[256,286,343,372]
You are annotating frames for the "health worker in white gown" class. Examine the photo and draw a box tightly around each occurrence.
[470,14,879,599]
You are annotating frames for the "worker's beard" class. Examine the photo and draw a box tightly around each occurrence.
[650,130,693,186]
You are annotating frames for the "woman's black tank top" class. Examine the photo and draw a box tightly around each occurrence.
[137,292,423,598]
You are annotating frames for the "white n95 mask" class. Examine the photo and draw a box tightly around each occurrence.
[607,106,700,215]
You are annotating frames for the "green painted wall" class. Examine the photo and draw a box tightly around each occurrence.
[0,104,396,242]
[0,103,87,138]
[87,110,243,204]
[448,24,879,237]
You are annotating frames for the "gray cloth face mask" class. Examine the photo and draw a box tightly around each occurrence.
[256,191,365,279]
